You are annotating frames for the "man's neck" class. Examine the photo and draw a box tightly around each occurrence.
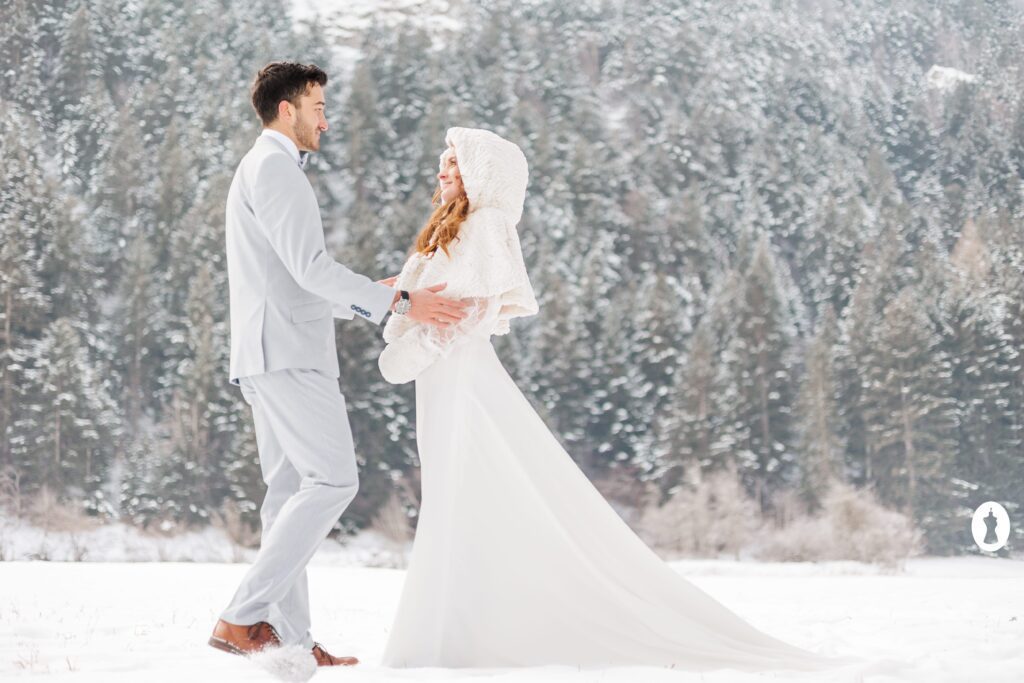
[263,124,302,151]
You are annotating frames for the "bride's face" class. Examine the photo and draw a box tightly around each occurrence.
[437,150,463,203]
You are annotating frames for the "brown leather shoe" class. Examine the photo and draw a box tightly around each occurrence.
[311,641,358,667]
[208,619,281,656]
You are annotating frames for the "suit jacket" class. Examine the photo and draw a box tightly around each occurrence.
[225,133,394,386]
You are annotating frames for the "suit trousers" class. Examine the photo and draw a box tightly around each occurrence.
[219,368,360,648]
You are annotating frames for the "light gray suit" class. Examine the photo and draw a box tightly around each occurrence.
[219,130,394,648]
[226,132,394,386]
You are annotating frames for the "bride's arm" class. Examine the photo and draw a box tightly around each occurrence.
[378,296,501,384]
[378,207,534,384]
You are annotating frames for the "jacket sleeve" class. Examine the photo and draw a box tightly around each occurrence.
[252,157,395,324]
[378,296,501,384]
[331,303,357,320]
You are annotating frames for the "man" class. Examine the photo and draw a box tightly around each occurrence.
[210,62,467,667]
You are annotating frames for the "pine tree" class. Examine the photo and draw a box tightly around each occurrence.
[153,261,235,526]
[0,109,53,469]
[571,231,629,474]
[0,0,49,114]
[713,235,798,515]
[651,318,716,499]
[112,231,165,431]
[21,317,120,512]
[804,196,870,315]
[629,272,694,480]
[940,220,1018,504]
[794,305,845,512]
[585,283,645,475]
[985,212,1024,548]
[89,103,155,288]
[863,285,959,553]
[331,201,419,531]
[52,1,113,187]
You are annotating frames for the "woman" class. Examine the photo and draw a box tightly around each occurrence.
[377,127,867,673]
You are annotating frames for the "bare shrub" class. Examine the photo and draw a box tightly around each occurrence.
[639,466,763,559]
[592,469,649,528]
[752,481,922,569]
[0,465,23,516]
[68,531,89,561]
[25,487,98,533]
[769,486,810,529]
[211,500,261,550]
[14,645,46,673]
[370,489,414,545]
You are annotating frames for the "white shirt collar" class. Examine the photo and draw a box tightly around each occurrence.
[260,128,302,166]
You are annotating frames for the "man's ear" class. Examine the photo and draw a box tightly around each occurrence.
[277,99,292,122]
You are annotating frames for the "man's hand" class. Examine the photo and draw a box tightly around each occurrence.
[378,275,399,287]
[408,282,470,327]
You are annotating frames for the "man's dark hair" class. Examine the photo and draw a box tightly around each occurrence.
[251,62,328,126]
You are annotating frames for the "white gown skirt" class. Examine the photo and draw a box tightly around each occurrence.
[381,338,863,672]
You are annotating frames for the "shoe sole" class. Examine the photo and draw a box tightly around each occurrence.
[317,657,359,667]
[208,636,247,656]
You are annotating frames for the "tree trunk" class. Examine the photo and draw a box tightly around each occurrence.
[899,375,917,514]
[1,288,12,467]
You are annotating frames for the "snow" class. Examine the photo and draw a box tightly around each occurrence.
[925,65,978,91]
[0,514,252,564]
[291,0,462,72]
[291,0,457,27]
[0,513,410,567]
[1,554,1022,682]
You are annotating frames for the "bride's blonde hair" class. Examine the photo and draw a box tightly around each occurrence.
[414,153,469,257]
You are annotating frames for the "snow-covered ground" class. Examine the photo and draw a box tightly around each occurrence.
[0,514,410,567]
[2,553,1022,682]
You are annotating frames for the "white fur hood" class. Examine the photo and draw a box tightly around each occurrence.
[443,127,529,224]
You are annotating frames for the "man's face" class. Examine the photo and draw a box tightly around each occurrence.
[290,83,328,152]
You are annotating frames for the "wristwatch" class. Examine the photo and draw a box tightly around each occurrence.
[394,289,411,315]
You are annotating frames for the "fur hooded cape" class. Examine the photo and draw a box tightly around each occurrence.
[382,127,539,348]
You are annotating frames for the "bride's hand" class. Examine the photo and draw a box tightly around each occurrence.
[378,275,399,287]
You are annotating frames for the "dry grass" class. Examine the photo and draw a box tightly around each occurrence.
[638,468,921,569]
[210,500,261,552]
[0,465,24,516]
[751,481,923,569]
[24,487,100,534]
[638,466,763,560]
[370,489,415,545]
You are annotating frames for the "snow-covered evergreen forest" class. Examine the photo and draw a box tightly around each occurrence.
[1,0,1022,558]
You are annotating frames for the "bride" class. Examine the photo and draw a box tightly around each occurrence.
[376,127,866,673]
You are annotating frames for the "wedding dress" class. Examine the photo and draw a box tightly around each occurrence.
[375,128,870,673]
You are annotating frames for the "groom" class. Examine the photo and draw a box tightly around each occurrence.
[210,62,468,666]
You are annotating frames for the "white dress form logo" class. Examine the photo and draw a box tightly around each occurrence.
[972,502,1010,552]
